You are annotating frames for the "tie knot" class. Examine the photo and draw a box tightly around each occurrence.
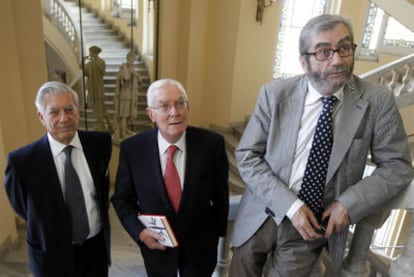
[167,145,178,160]
[64,145,74,158]
[321,96,337,106]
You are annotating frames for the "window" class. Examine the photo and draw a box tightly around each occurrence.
[142,0,155,57]
[112,0,138,26]
[359,1,414,60]
[273,0,327,79]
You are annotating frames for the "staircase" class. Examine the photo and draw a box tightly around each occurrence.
[210,122,247,196]
[62,1,153,133]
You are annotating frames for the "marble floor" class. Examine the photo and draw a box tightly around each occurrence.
[0,199,148,277]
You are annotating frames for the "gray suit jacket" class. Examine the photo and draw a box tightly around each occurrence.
[232,74,413,260]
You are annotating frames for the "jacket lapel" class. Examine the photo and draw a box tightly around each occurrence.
[277,77,308,183]
[180,128,196,207]
[327,79,368,182]
[38,135,67,207]
[78,132,100,190]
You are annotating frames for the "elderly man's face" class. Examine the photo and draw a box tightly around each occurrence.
[300,23,355,95]
[38,92,80,145]
[146,84,189,143]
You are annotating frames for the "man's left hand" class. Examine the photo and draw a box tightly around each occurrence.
[322,201,351,238]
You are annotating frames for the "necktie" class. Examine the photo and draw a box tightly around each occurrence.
[298,96,337,219]
[63,146,89,244]
[164,145,182,212]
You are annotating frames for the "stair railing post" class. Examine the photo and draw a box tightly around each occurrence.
[78,0,88,130]
[213,195,241,277]
[389,208,414,277]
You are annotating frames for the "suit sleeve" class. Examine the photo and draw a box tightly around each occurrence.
[103,133,112,210]
[338,89,414,223]
[4,155,28,221]
[111,143,144,243]
[235,85,298,224]
[213,135,229,236]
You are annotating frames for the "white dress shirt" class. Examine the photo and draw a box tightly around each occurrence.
[286,82,343,219]
[48,132,102,239]
[157,132,186,188]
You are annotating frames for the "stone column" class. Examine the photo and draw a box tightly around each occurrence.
[389,209,414,277]
[340,210,389,277]
[213,195,242,277]
[213,221,235,277]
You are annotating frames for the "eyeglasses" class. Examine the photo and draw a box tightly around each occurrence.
[149,100,187,113]
[303,43,357,62]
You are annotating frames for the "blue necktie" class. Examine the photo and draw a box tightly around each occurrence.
[299,96,337,219]
[64,146,89,244]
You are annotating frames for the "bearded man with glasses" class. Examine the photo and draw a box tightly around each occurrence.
[229,14,414,276]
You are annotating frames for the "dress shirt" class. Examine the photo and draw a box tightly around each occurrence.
[286,83,343,219]
[48,132,102,238]
[158,131,186,189]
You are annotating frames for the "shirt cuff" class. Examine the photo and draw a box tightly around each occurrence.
[286,199,305,220]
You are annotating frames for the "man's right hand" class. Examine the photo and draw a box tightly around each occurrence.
[138,229,167,250]
[291,205,324,241]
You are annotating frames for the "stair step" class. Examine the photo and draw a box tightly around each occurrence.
[65,0,153,134]
[229,170,245,195]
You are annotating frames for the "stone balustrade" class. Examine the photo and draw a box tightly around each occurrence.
[360,53,414,109]
[213,195,241,277]
[341,168,414,277]
[42,0,81,61]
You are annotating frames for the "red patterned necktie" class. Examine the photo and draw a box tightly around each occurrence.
[164,145,182,212]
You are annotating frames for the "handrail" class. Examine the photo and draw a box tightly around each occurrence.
[359,53,414,109]
[42,0,82,63]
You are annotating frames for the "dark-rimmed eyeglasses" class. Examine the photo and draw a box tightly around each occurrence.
[303,43,357,62]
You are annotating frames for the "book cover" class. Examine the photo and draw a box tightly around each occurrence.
[138,214,179,247]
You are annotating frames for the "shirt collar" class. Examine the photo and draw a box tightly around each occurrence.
[158,131,186,155]
[306,82,344,105]
[48,132,82,158]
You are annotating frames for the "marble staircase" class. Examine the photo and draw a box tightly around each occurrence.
[62,0,153,133]
[210,122,246,196]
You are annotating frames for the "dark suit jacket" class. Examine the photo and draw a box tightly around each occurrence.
[4,130,112,277]
[111,126,229,275]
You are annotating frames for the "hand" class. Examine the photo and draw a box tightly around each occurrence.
[138,229,167,250]
[291,205,324,241]
[321,201,351,238]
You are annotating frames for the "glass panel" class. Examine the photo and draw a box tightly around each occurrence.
[384,18,414,48]
[273,0,327,79]
[112,0,138,26]
[360,1,414,58]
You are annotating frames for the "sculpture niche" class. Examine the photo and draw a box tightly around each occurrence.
[113,51,140,140]
[84,45,112,132]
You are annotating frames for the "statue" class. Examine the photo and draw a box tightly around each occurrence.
[113,51,140,140]
[84,45,112,132]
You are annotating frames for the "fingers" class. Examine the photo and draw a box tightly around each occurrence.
[291,206,323,241]
[322,202,351,238]
[138,229,167,250]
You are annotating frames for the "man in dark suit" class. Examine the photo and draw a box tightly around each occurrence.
[111,78,229,276]
[4,81,112,277]
[229,14,414,276]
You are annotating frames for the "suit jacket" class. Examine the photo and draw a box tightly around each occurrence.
[4,130,112,277]
[111,126,229,275]
[231,75,414,262]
